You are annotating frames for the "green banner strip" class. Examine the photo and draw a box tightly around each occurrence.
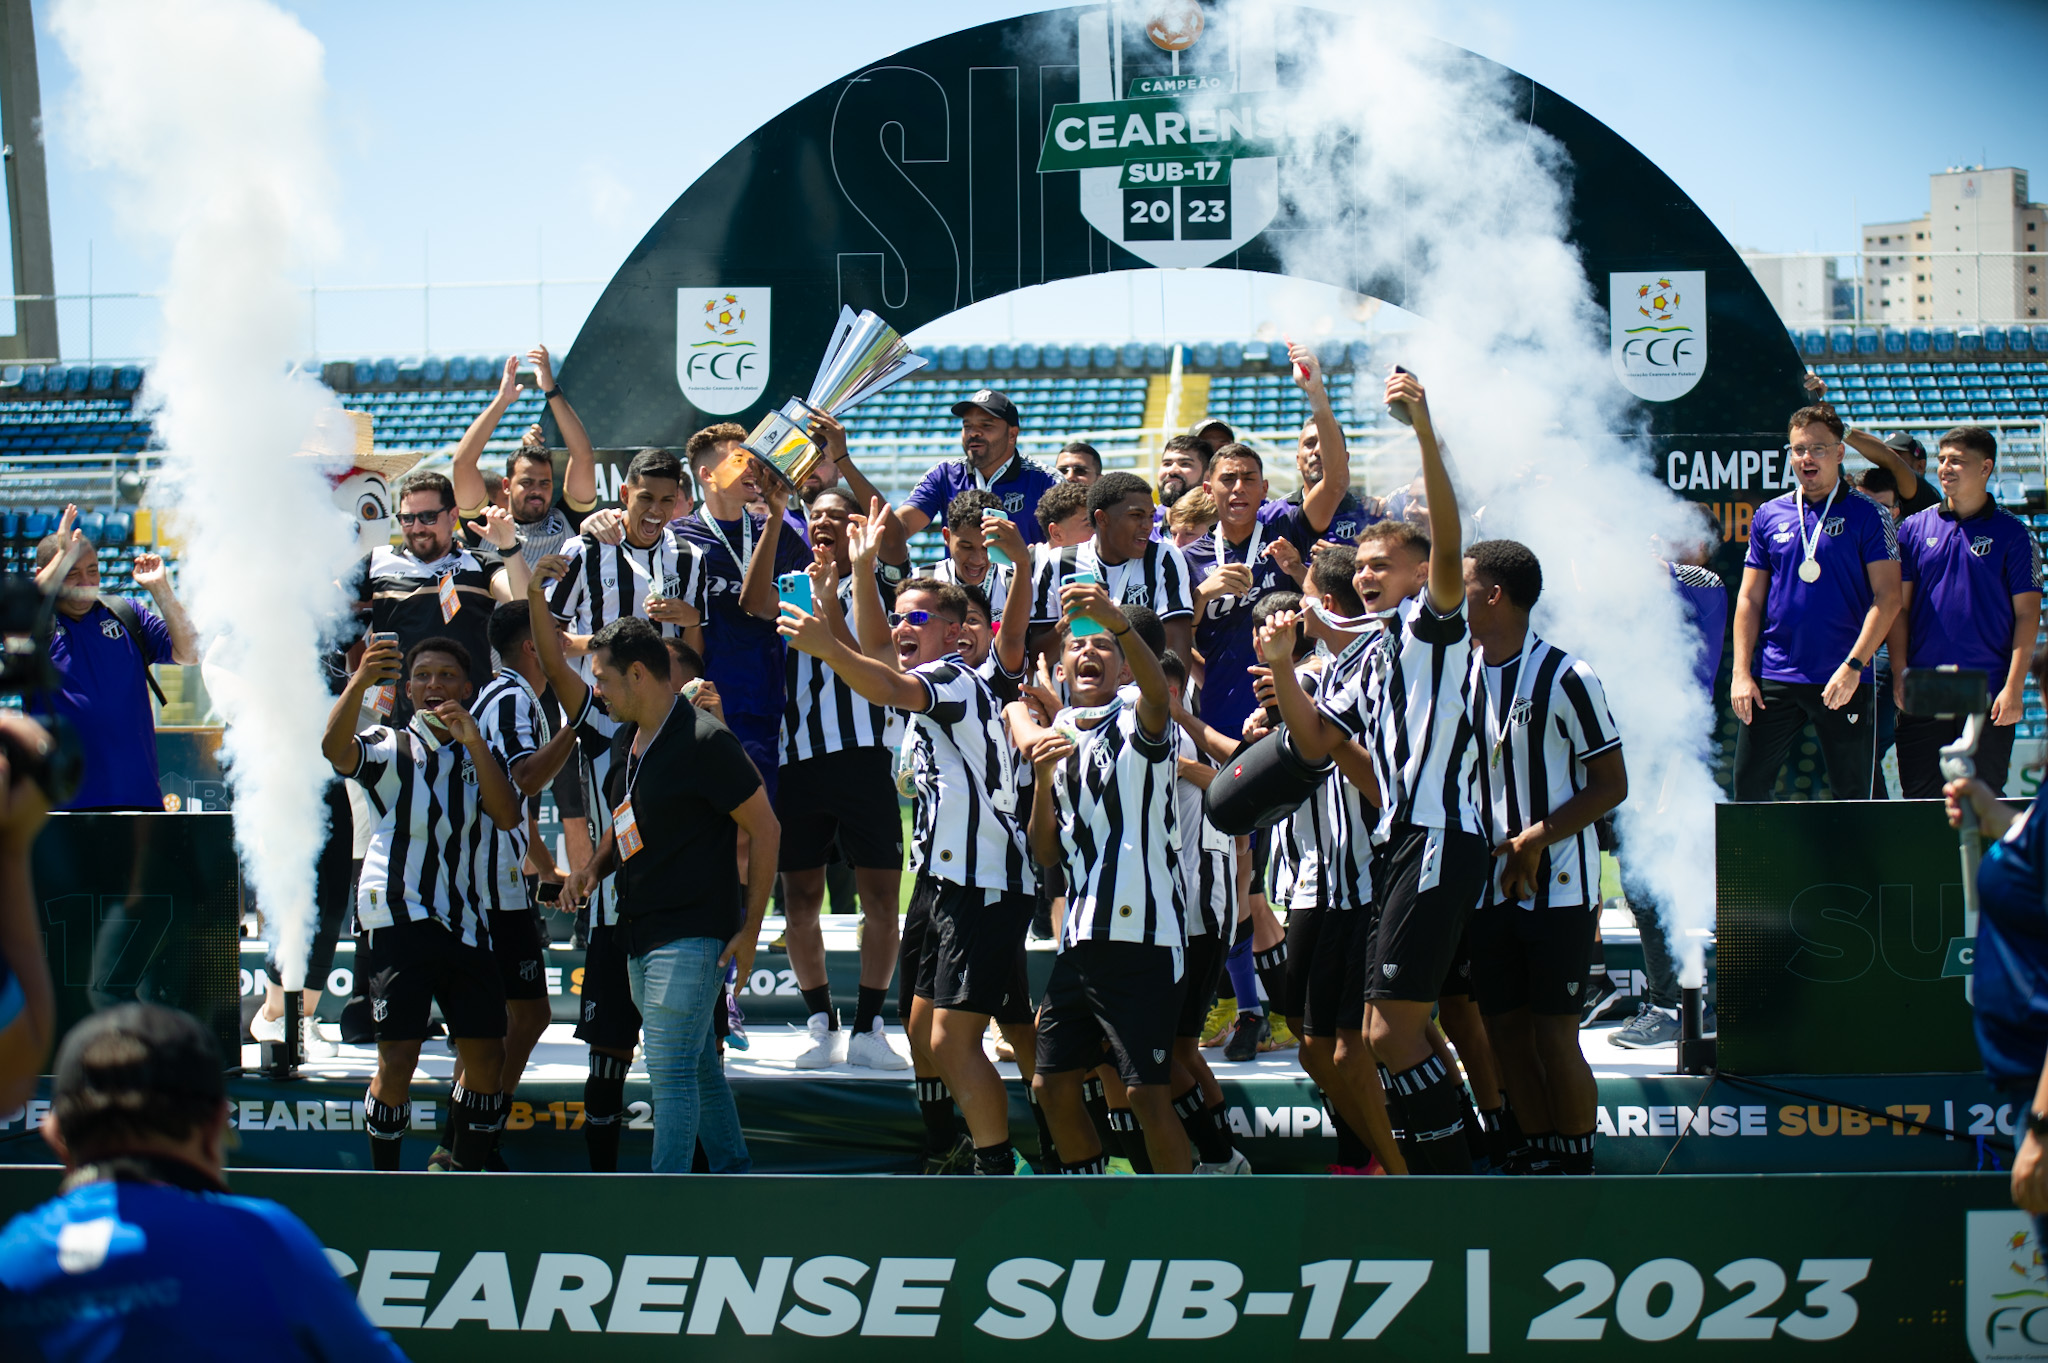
[1038,94,1286,172]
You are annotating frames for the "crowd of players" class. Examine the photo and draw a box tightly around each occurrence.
[293,340,2038,1178]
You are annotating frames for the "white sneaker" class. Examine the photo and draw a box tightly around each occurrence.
[1195,1148,1253,1175]
[793,1013,841,1069]
[249,1011,285,1044]
[846,1019,910,1071]
[301,1016,338,1060]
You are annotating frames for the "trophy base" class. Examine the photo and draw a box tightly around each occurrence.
[741,399,825,494]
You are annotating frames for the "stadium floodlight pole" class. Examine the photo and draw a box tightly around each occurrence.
[1902,666,1991,1005]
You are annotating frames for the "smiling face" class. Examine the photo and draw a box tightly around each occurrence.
[1936,440,1994,506]
[1094,490,1156,564]
[959,601,993,667]
[892,587,961,670]
[1786,422,1844,498]
[942,525,990,584]
[503,452,554,524]
[405,648,473,717]
[1157,447,1204,504]
[1204,454,1267,533]
[959,408,1018,473]
[807,491,857,572]
[1296,417,1323,488]
[1059,628,1127,709]
[1353,532,1429,614]
[397,489,455,561]
[621,475,683,548]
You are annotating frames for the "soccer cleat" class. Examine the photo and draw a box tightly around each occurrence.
[1197,1148,1254,1175]
[1012,1149,1037,1176]
[1198,996,1237,1047]
[425,1146,457,1173]
[1609,1002,1681,1049]
[1263,1014,1297,1051]
[1578,976,1625,1029]
[1222,1012,1264,1062]
[1104,1156,1137,1175]
[300,1016,338,1061]
[847,1019,911,1071]
[920,1136,975,1176]
[793,1013,840,1069]
[248,1011,285,1044]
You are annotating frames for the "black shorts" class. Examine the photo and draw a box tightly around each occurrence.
[909,874,1034,1023]
[489,909,549,1002]
[574,922,643,1051]
[1281,903,1364,1038]
[1470,901,1597,1017]
[1248,827,1272,893]
[776,747,905,873]
[1364,824,1490,1004]
[1036,941,1184,1087]
[1439,920,1476,999]
[362,915,506,1042]
[1175,932,1231,1038]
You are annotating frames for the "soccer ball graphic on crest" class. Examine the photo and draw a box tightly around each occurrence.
[1636,278,1681,322]
[1146,1,1205,51]
[703,293,747,336]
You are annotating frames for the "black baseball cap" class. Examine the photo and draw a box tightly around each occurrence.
[950,388,1022,427]
[54,1003,226,1117]
[1884,432,1927,461]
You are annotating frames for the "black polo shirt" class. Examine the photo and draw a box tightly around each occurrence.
[604,699,761,957]
[348,543,506,689]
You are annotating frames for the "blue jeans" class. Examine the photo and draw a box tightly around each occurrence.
[626,936,749,1174]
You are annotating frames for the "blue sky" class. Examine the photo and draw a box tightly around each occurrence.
[30,0,2048,361]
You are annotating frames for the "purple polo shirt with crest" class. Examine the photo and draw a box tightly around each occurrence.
[1897,500,2043,686]
[1182,499,1317,740]
[903,452,1059,546]
[1744,482,1899,685]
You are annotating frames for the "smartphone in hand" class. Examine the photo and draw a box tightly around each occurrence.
[777,570,814,615]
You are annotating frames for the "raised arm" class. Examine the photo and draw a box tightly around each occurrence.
[1845,427,1923,505]
[990,515,1033,678]
[452,357,525,515]
[323,638,400,774]
[471,505,530,600]
[1062,578,1168,739]
[1389,370,1461,613]
[738,475,787,621]
[811,411,909,563]
[510,719,580,798]
[847,498,899,662]
[1256,610,1344,763]
[525,556,589,716]
[1291,341,1351,534]
[778,602,930,711]
[530,345,597,511]
[132,552,199,665]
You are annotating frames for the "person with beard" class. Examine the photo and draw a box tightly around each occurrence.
[1285,361,1379,550]
[451,348,599,565]
[1151,433,1214,538]
[349,470,527,720]
[895,389,1058,546]
[1029,472,1195,668]
[778,485,916,1070]
[1731,403,1901,801]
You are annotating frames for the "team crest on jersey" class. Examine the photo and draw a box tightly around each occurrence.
[1971,536,1996,558]
[461,762,478,787]
[583,998,597,1021]
[1823,517,1846,536]
[518,959,539,981]
[372,999,389,1022]
[1507,697,1533,728]
[99,618,125,641]
[1002,493,1026,513]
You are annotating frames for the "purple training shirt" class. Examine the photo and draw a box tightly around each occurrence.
[1744,482,1899,685]
[903,452,1059,546]
[1898,500,2043,687]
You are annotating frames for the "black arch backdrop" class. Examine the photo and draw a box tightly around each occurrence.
[555,2,1801,527]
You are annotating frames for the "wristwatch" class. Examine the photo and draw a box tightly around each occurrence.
[2028,1107,2048,1142]
[1845,655,1867,672]
[542,385,564,401]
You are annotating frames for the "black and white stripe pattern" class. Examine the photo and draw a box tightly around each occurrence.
[927,554,1016,613]
[1469,635,1621,910]
[471,670,549,914]
[1174,728,1234,938]
[1314,636,1378,910]
[1052,704,1184,953]
[568,691,625,928]
[1270,668,1335,910]
[780,567,906,763]
[547,529,704,659]
[1027,539,1194,625]
[350,720,497,948]
[903,655,1035,894]
[1321,594,1486,839]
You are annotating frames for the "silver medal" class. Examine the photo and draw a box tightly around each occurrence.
[1798,559,1821,583]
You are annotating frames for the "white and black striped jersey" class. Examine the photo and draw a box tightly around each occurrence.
[903,654,1035,894]
[461,498,596,568]
[1469,635,1622,910]
[927,555,1016,614]
[351,543,506,690]
[780,565,906,764]
[1320,593,1485,839]
[568,690,625,929]
[1174,728,1235,938]
[1270,667,1335,911]
[1052,702,1184,957]
[1028,538,1194,625]
[547,529,704,661]
[1314,633,1379,910]
[471,669,550,914]
[348,717,501,947]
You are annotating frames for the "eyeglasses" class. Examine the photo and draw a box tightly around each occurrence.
[395,509,447,526]
[889,610,935,627]
[1787,444,1839,458]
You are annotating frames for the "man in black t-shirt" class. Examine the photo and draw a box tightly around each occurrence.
[581,617,779,1174]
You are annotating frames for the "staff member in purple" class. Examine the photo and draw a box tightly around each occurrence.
[1731,403,1901,801]
[1887,425,2042,798]
[893,390,1058,546]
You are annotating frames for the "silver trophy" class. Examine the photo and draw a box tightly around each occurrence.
[735,307,928,492]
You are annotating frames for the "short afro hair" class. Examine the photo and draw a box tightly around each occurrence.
[1465,539,1543,610]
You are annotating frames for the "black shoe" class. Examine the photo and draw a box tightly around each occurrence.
[920,1135,975,1175]
[1578,977,1626,1029]
[1222,1012,1263,1063]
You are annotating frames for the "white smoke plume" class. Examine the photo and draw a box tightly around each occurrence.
[54,0,357,990]
[1265,4,1720,983]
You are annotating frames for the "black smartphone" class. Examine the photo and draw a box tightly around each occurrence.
[1901,667,1990,719]
[536,880,563,904]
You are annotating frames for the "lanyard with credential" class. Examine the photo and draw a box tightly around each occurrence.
[615,698,679,861]
[1207,516,1265,603]
[1796,480,1840,584]
[1488,645,1541,769]
[969,453,1018,495]
[702,511,756,577]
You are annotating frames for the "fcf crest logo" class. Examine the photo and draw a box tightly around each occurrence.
[677,287,771,415]
[1967,1211,2048,1359]
[1610,271,1707,402]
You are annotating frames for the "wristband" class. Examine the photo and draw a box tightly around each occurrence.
[1846,655,1867,672]
[542,385,564,401]
[1110,624,1131,638]
[2029,1108,2048,1142]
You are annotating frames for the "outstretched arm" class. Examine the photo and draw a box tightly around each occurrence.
[322,640,400,774]
[452,357,524,515]
[779,604,930,711]
[1060,578,1169,740]
[529,345,597,511]
[1292,341,1351,534]
[1391,370,1462,614]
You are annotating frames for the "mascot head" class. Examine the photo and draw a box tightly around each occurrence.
[297,408,422,555]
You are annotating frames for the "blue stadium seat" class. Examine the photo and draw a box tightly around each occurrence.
[421,357,445,384]
[1855,330,1879,355]
[1115,343,1139,368]
[64,367,89,394]
[1220,341,1243,368]
[396,358,423,386]
[1961,331,1984,354]
[18,367,41,395]
[1884,329,1907,354]
[1143,343,1167,369]
[1986,327,2008,353]
[1015,343,1040,369]
[1802,330,1826,356]
[446,356,473,385]
[1193,342,1217,368]
[1910,328,1931,353]
[373,357,398,385]
[964,345,988,371]
[2035,327,2048,352]
[1934,329,1956,353]
[1829,329,1853,355]
[990,344,1014,369]
[1088,345,1113,370]
[940,346,962,372]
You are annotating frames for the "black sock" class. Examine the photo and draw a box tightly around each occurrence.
[916,1075,958,1156]
[1027,1086,1059,1166]
[1329,1104,1371,1168]
[1459,1087,1489,1167]
[1106,1108,1153,1173]
[583,1052,629,1173]
[365,1091,408,1172]
[1059,1154,1106,1174]
[1081,1075,1116,1151]
[800,985,836,1028]
[1204,1102,1234,1159]
[1174,1087,1233,1164]
[854,986,887,1036]
[1497,1101,1527,1169]
[1557,1130,1595,1175]
[973,1139,1016,1175]
[1378,1064,1419,1170]
[1385,1055,1473,1175]
[1523,1130,1560,1174]
[1478,1106,1510,1170]
[1253,944,1289,1018]
[439,1080,466,1152]
[453,1089,507,1171]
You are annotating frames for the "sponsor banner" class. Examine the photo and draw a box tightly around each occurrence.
[0,1167,2007,1357]
[1717,802,1985,1075]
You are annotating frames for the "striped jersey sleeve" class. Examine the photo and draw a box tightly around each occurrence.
[1052,704,1184,953]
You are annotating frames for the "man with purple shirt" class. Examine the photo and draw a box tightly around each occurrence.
[1888,424,2043,797]
[1731,404,1902,801]
[896,390,1058,546]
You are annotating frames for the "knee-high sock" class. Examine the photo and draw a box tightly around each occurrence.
[452,1090,507,1172]
[1105,1107,1153,1173]
[365,1091,408,1173]
[1253,943,1289,1021]
[583,1052,629,1173]
[1174,1086,1233,1164]
[916,1075,958,1156]
[1383,1055,1473,1175]
[1224,937,1262,1016]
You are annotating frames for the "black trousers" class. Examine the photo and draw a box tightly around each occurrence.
[1895,713,2018,800]
[1732,679,1878,801]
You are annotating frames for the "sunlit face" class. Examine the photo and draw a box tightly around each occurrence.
[503,454,554,524]
[396,490,455,561]
[1204,455,1267,530]
[1157,447,1205,505]
[807,492,857,572]
[622,476,682,548]
[1460,557,1509,638]
[1864,487,1898,521]
[1354,533,1428,613]
[1172,519,1212,550]
[405,649,472,716]
[942,523,991,583]
[960,602,993,667]
[959,408,1017,471]
[1296,417,1323,487]
[1046,511,1092,550]
[1785,422,1843,497]
[892,588,961,670]
[1094,491,1155,563]
[1056,450,1098,484]
[1058,629,1127,708]
[1936,442,1994,506]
